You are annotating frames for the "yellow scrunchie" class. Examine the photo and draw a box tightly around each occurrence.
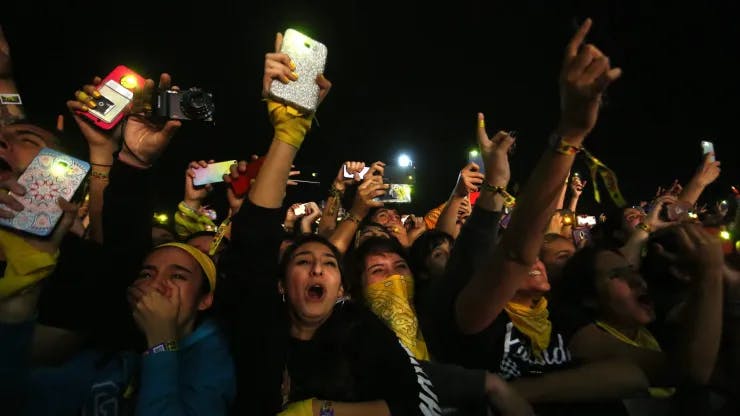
[156,242,216,293]
[278,398,314,416]
[595,321,675,398]
[504,297,552,359]
[266,100,313,149]
[364,274,430,360]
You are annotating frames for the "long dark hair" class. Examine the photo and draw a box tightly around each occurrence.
[550,245,613,322]
[278,234,346,285]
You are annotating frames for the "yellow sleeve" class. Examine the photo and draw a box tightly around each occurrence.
[0,229,59,298]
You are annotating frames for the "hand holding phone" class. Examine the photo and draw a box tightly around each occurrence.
[193,160,237,186]
[267,29,328,114]
[76,65,145,130]
[0,149,90,236]
[229,157,265,198]
[343,165,370,180]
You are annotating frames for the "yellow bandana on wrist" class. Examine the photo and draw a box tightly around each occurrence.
[580,147,627,208]
[278,398,314,416]
[364,274,430,360]
[266,100,313,149]
[595,321,675,398]
[504,297,552,359]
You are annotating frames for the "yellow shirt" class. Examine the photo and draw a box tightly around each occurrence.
[0,229,59,298]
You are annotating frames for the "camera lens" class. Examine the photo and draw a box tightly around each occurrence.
[179,87,215,121]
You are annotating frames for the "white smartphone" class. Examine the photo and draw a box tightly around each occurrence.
[343,165,370,179]
[293,203,308,216]
[576,215,597,227]
[268,29,328,114]
[192,160,237,186]
[701,140,715,162]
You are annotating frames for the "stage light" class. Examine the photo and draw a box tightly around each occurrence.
[398,154,412,168]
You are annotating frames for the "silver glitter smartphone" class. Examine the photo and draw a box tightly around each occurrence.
[268,29,327,114]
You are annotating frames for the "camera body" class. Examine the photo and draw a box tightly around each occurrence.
[154,88,215,123]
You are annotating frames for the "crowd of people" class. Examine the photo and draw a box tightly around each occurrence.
[0,18,738,416]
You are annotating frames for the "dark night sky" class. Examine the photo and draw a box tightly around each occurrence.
[3,0,739,219]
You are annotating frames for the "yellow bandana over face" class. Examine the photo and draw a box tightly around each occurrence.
[364,274,430,360]
[596,321,675,398]
[504,297,552,359]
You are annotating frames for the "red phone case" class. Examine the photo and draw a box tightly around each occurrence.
[230,157,265,197]
[77,65,145,130]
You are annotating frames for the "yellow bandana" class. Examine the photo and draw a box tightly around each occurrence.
[266,100,313,149]
[595,321,675,398]
[504,297,552,358]
[364,274,430,360]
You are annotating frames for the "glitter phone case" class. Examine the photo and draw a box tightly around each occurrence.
[268,29,327,114]
[0,148,90,236]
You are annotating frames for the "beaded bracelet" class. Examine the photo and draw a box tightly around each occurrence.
[343,212,362,224]
[90,170,110,181]
[552,138,582,156]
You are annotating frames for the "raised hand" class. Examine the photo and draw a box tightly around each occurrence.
[693,153,721,187]
[643,194,678,232]
[184,160,215,210]
[454,162,485,197]
[476,113,515,187]
[0,25,11,78]
[569,174,587,197]
[405,214,427,244]
[119,73,182,167]
[66,76,120,164]
[558,18,622,140]
[0,177,25,219]
[263,32,331,105]
[352,173,388,218]
[333,161,366,192]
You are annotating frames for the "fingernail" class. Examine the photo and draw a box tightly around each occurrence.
[289,60,296,70]
[87,100,97,108]
[290,71,299,80]
[76,91,89,101]
[81,105,89,112]
[92,90,101,98]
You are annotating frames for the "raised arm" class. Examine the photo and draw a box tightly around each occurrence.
[456,18,622,334]
[318,161,365,238]
[0,25,25,123]
[436,162,484,239]
[678,152,721,206]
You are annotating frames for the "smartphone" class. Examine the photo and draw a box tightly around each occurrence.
[573,227,592,247]
[374,184,412,204]
[343,165,370,180]
[469,150,485,175]
[665,201,693,222]
[576,215,597,227]
[701,140,715,162]
[0,148,90,236]
[192,160,237,186]
[230,157,265,198]
[77,65,145,130]
[293,203,308,216]
[267,29,328,114]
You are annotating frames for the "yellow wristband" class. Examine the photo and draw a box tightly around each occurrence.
[636,222,651,234]
[267,100,313,149]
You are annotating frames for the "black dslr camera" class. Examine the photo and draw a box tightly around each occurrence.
[154,87,215,123]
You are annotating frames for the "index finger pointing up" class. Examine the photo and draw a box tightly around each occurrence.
[274,32,284,53]
[565,18,592,60]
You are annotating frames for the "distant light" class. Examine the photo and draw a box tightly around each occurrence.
[120,74,138,89]
[720,230,731,240]
[408,176,413,181]
[398,154,412,168]
[469,149,479,157]
[311,172,318,177]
